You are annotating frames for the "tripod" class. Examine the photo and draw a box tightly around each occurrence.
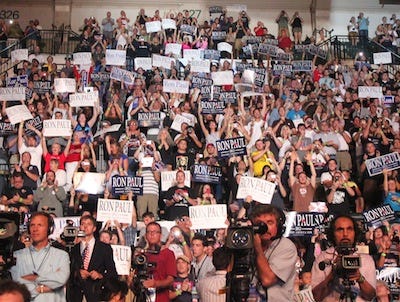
[132,277,153,302]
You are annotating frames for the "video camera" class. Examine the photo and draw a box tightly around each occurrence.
[60,220,85,249]
[0,212,19,279]
[335,244,361,277]
[131,248,158,301]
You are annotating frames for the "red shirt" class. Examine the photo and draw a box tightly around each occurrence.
[44,153,66,172]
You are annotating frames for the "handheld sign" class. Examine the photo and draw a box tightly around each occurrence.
[284,212,334,237]
[358,86,383,99]
[192,164,222,184]
[163,79,189,94]
[189,204,227,230]
[73,52,92,65]
[216,137,247,158]
[145,21,162,33]
[69,91,98,107]
[200,99,225,114]
[165,43,182,57]
[0,87,26,101]
[162,18,176,30]
[191,76,213,89]
[11,49,28,62]
[111,245,132,275]
[236,176,276,204]
[211,71,233,85]
[363,204,395,228]
[5,105,33,125]
[365,152,400,176]
[134,57,152,71]
[43,119,72,137]
[111,175,144,196]
[110,67,135,85]
[373,52,392,65]
[73,172,105,194]
[152,54,175,70]
[106,49,126,66]
[217,42,233,54]
[138,112,162,128]
[97,198,134,224]
[54,78,76,93]
[6,75,28,87]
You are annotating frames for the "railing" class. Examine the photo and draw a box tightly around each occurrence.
[318,35,400,74]
[0,27,81,74]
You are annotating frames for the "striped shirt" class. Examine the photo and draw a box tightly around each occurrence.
[198,270,227,302]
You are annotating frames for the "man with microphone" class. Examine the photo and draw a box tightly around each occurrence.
[312,215,376,301]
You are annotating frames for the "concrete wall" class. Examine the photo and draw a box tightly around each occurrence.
[0,0,399,38]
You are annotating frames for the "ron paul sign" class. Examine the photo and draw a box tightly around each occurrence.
[216,137,247,158]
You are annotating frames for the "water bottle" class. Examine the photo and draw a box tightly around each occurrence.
[191,285,199,302]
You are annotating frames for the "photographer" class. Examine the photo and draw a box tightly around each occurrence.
[251,204,297,301]
[311,215,376,301]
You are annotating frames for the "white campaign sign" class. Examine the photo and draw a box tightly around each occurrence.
[93,124,121,137]
[162,18,176,29]
[358,86,383,99]
[5,105,34,125]
[0,87,26,101]
[73,52,92,65]
[54,78,76,93]
[106,49,126,66]
[152,54,175,69]
[183,49,202,61]
[165,43,182,57]
[11,49,28,62]
[236,176,276,204]
[170,114,192,132]
[373,52,392,65]
[189,204,227,230]
[145,21,162,33]
[110,67,135,85]
[190,60,210,73]
[97,198,134,224]
[161,170,191,191]
[134,57,152,71]
[217,42,233,53]
[43,119,72,137]
[73,172,105,194]
[69,91,98,107]
[163,79,189,94]
[211,71,234,85]
[111,245,132,276]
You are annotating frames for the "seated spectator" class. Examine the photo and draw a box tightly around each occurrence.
[1,172,34,211]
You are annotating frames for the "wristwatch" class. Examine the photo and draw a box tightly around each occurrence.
[357,274,365,284]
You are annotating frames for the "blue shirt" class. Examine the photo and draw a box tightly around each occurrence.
[11,244,70,302]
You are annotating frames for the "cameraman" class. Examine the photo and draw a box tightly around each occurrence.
[311,215,376,301]
[251,204,297,301]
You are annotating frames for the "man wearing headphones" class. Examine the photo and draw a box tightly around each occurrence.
[251,204,297,302]
[311,215,376,301]
[10,212,70,301]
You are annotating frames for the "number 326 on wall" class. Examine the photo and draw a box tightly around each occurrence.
[0,10,20,20]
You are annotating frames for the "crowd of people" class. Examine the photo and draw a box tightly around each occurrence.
[0,6,400,302]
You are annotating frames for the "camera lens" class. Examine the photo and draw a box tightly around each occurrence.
[230,229,251,248]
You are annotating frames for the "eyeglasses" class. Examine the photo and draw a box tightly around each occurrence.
[146,230,161,235]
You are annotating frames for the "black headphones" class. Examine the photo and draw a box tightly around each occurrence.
[27,212,55,236]
[274,207,286,239]
[326,215,361,246]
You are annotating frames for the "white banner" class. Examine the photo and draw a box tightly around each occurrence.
[189,204,227,230]
[111,245,132,276]
[54,78,76,93]
[161,170,191,191]
[183,49,202,61]
[236,176,276,204]
[145,21,162,33]
[0,87,26,101]
[358,86,383,99]
[152,54,175,69]
[211,71,234,85]
[43,119,72,137]
[217,42,233,54]
[163,79,189,94]
[110,67,135,85]
[69,91,98,107]
[73,172,105,194]
[93,124,121,137]
[50,216,81,240]
[162,18,176,29]
[170,114,192,132]
[190,60,210,73]
[11,48,28,62]
[226,4,247,12]
[373,52,392,65]
[5,105,34,125]
[73,52,92,65]
[97,198,134,224]
[165,43,182,57]
[134,57,152,71]
[106,49,126,66]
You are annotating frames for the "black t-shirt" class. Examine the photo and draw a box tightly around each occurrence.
[165,185,194,220]
[21,165,39,190]
[173,152,195,171]
[171,274,194,302]
[326,187,351,215]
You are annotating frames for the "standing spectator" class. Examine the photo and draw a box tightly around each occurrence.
[101,11,115,44]
[10,212,70,301]
[198,247,229,302]
[1,172,33,210]
[290,12,304,44]
[14,152,39,191]
[276,10,289,33]
[68,215,117,302]
[348,16,359,46]
[191,233,215,285]
[169,255,194,302]
[325,171,355,215]
[357,12,370,45]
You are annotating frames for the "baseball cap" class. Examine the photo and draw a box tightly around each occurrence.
[177,255,191,264]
